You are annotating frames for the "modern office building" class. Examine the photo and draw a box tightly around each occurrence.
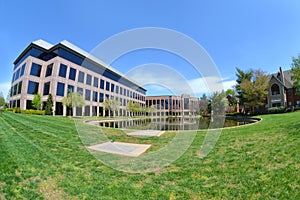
[145,94,199,116]
[10,40,146,116]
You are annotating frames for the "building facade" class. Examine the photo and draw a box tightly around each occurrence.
[266,67,300,109]
[145,94,199,116]
[10,40,146,116]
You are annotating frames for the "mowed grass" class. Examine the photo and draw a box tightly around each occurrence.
[0,111,299,199]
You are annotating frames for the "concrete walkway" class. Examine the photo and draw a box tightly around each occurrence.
[126,130,165,137]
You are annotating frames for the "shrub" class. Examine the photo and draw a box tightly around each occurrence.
[13,107,21,113]
[20,109,45,115]
[5,108,14,111]
[267,106,286,114]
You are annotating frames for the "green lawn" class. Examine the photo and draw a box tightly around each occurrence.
[0,111,299,199]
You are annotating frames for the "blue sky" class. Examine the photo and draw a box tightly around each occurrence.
[1,0,300,98]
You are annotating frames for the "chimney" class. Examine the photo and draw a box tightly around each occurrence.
[279,67,285,86]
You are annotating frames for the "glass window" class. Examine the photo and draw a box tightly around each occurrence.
[13,84,17,96]
[69,67,76,81]
[100,79,105,89]
[106,81,110,91]
[116,86,119,94]
[78,71,85,83]
[56,82,65,96]
[124,89,127,97]
[67,85,74,93]
[15,68,21,80]
[77,87,83,95]
[27,81,39,94]
[120,87,123,95]
[99,93,104,102]
[17,81,22,94]
[12,73,16,83]
[59,64,67,78]
[93,91,98,102]
[85,89,91,101]
[45,63,53,77]
[20,64,26,77]
[30,63,42,77]
[43,82,50,96]
[105,94,109,100]
[93,77,99,88]
[111,83,115,92]
[86,74,92,85]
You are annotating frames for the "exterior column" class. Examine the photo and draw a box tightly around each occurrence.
[63,105,67,117]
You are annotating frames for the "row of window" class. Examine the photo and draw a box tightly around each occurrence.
[27,62,144,101]
[10,81,23,96]
[12,64,26,83]
[26,80,140,106]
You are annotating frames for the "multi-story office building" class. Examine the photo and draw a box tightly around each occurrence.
[145,94,199,116]
[10,40,146,116]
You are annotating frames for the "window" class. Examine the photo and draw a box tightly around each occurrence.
[30,63,42,77]
[59,64,67,78]
[99,93,104,102]
[27,81,39,94]
[100,79,105,89]
[78,71,85,83]
[85,89,91,101]
[93,91,98,102]
[43,82,50,95]
[67,85,74,93]
[111,83,115,92]
[13,84,17,96]
[77,87,83,95]
[105,94,109,100]
[20,64,26,77]
[116,86,119,94]
[106,81,110,91]
[93,77,99,88]
[45,63,53,77]
[124,89,127,97]
[69,67,76,81]
[120,87,123,95]
[184,98,189,109]
[15,68,21,80]
[56,82,65,96]
[17,81,22,94]
[271,84,280,95]
[86,74,92,85]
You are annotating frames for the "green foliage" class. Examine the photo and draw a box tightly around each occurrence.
[209,91,226,115]
[235,68,253,106]
[126,100,142,116]
[225,89,237,108]
[32,93,42,110]
[13,107,21,113]
[199,94,208,114]
[5,108,13,111]
[291,55,300,95]
[267,106,286,114]
[62,90,86,116]
[20,109,46,115]
[0,92,5,108]
[45,94,53,115]
[103,98,120,117]
[240,69,269,113]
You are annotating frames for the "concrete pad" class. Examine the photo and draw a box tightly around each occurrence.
[126,130,165,137]
[88,141,151,157]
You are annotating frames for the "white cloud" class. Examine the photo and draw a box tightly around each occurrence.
[0,82,11,99]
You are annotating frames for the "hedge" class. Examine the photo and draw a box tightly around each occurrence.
[20,109,45,115]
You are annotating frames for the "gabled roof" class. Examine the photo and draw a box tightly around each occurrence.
[268,69,294,89]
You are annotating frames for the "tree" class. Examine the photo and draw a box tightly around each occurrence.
[0,92,5,108]
[235,68,253,109]
[45,94,53,115]
[103,98,120,117]
[126,100,135,117]
[240,69,269,113]
[62,90,85,116]
[225,89,238,107]
[32,93,42,110]
[291,55,300,95]
[199,94,208,115]
[208,91,226,116]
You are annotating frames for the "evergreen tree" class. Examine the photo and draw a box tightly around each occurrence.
[45,94,53,115]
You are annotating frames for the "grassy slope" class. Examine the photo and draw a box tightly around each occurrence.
[0,111,299,199]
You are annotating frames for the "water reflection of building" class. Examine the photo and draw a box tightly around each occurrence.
[145,94,199,116]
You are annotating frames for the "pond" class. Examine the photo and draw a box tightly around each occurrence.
[93,116,259,131]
